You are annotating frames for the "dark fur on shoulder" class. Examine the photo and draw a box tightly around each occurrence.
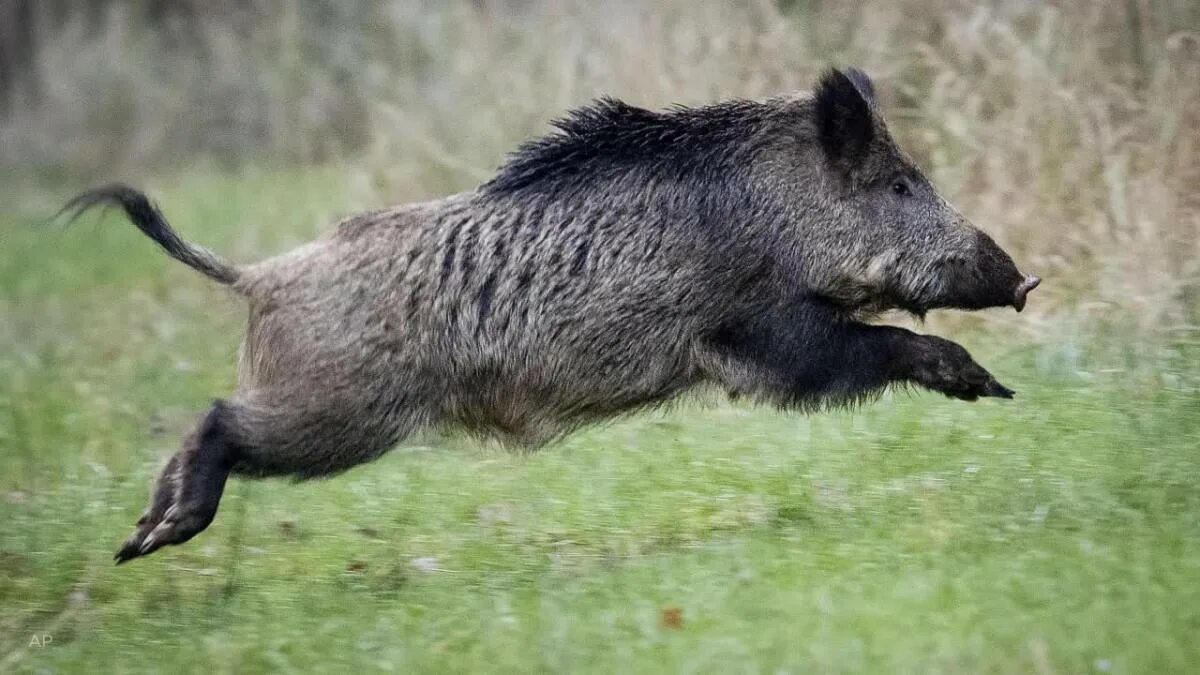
[484,96,768,196]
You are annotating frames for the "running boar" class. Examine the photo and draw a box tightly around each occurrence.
[61,68,1039,563]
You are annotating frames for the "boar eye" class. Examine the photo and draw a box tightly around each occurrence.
[891,180,911,197]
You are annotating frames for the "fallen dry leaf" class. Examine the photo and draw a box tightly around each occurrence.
[660,607,683,629]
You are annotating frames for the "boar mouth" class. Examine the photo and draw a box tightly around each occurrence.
[891,270,1041,315]
[1012,275,1041,312]
[828,269,1040,317]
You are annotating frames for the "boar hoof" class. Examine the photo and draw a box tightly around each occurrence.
[115,402,235,564]
[909,336,1014,402]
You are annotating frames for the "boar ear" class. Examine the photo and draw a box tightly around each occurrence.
[815,67,876,171]
[841,67,876,106]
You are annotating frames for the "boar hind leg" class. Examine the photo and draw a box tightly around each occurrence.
[222,394,420,480]
[115,401,239,564]
[115,394,417,564]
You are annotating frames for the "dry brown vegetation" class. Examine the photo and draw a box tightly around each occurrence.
[2,0,1198,330]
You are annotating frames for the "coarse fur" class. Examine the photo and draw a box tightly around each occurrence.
[60,68,1039,563]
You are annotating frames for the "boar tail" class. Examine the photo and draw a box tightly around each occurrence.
[59,184,239,285]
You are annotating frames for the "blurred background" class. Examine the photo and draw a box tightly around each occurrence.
[2,1,1199,671]
[3,0,1197,329]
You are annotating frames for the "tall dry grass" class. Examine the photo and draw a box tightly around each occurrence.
[2,0,1198,331]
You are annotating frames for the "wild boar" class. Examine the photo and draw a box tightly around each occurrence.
[61,68,1039,563]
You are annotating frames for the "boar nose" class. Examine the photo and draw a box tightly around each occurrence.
[1013,275,1041,312]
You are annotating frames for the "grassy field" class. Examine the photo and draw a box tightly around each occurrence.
[2,170,1199,673]
[1,1,1198,671]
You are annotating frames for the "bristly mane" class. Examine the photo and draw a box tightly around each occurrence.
[481,96,770,197]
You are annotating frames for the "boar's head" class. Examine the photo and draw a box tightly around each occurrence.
[776,68,1039,316]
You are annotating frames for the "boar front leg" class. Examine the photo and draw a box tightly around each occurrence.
[895,333,1014,401]
[698,299,1013,406]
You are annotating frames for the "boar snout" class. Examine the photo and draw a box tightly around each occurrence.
[928,230,1038,313]
[1012,275,1041,312]
[960,229,1039,312]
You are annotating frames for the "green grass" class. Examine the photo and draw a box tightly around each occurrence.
[2,170,1199,673]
